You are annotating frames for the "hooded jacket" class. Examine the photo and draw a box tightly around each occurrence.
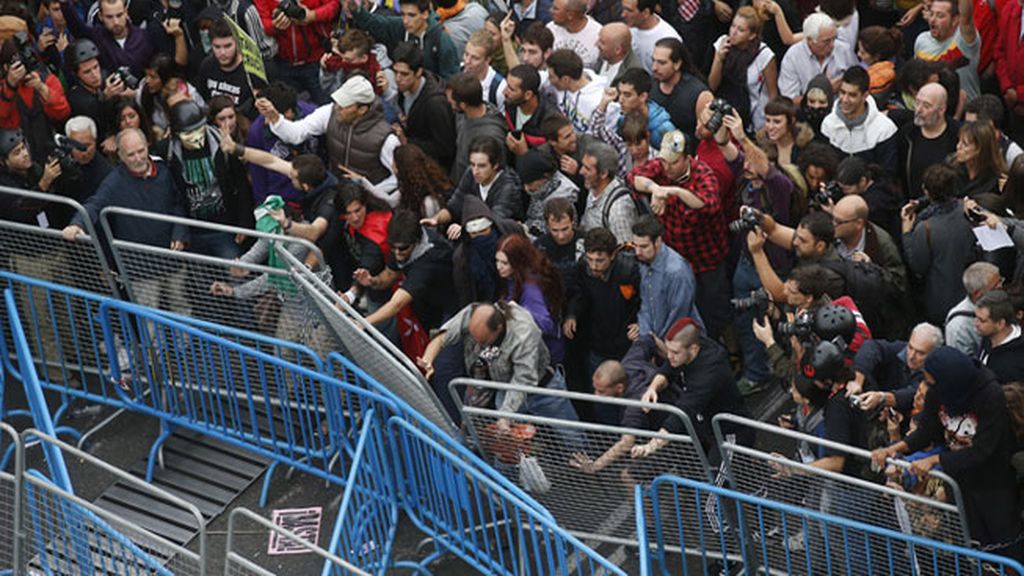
[451,195,525,307]
[820,95,898,174]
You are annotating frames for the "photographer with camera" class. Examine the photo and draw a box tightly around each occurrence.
[0,36,69,163]
[254,0,336,104]
[900,163,978,326]
[65,39,128,143]
[745,207,888,337]
[0,129,61,195]
[49,117,112,227]
[59,0,183,78]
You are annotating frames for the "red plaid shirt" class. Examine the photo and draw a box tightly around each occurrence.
[628,158,728,273]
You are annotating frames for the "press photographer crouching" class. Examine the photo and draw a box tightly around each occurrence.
[50,116,112,227]
[747,263,872,388]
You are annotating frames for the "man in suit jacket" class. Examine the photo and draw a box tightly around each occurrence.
[595,23,644,85]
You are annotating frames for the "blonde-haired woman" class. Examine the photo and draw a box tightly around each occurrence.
[708,6,778,131]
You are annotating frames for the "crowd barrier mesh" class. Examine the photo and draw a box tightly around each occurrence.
[712,413,972,574]
[637,474,1024,576]
[98,298,399,507]
[451,377,715,549]
[386,414,628,576]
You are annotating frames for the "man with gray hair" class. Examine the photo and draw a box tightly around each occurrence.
[848,322,944,414]
[51,116,112,227]
[579,140,637,244]
[63,128,190,313]
[778,13,858,101]
[945,262,1001,357]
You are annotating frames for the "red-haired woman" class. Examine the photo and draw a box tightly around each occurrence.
[494,234,566,364]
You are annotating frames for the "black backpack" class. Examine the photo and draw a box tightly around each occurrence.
[820,259,887,335]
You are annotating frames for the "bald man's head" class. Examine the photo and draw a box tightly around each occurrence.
[833,195,869,243]
[468,303,505,346]
[914,83,947,129]
[597,23,631,62]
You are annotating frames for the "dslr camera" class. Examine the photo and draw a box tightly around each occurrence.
[11,32,39,73]
[728,206,763,235]
[110,66,141,90]
[731,287,770,314]
[49,134,86,180]
[705,98,734,134]
[275,0,307,20]
[966,205,987,226]
[812,181,843,208]
[777,310,814,338]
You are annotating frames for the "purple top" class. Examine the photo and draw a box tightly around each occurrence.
[506,278,565,364]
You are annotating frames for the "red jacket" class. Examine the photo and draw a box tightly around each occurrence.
[995,0,1024,97]
[254,0,338,65]
[0,72,70,129]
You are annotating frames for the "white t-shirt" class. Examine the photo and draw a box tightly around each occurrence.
[631,17,681,72]
[547,17,603,70]
[712,36,776,130]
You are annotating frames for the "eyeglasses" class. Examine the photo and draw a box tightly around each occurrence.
[832,217,857,226]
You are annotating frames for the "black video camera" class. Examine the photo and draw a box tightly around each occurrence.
[275,0,307,20]
[731,287,770,314]
[49,134,86,180]
[11,32,40,73]
[813,181,843,208]
[111,66,141,90]
[705,98,734,134]
[728,206,763,235]
[966,205,987,226]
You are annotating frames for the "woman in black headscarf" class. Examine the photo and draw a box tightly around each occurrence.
[872,346,1022,562]
[798,73,833,141]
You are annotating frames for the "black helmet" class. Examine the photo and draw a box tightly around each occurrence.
[67,39,100,70]
[0,129,25,158]
[169,100,206,134]
[813,304,856,345]
[800,340,845,383]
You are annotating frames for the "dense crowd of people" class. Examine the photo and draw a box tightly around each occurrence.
[0,0,1022,560]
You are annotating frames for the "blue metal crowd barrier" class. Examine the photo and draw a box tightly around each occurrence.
[97,298,400,507]
[637,474,1024,576]
[322,410,398,575]
[385,415,628,576]
[4,288,72,492]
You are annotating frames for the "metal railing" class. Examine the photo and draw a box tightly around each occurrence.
[637,475,1024,576]
[451,377,714,548]
[712,413,972,571]
[98,297,399,507]
[225,508,370,576]
[0,422,22,575]
[0,187,117,295]
[100,207,330,348]
[386,414,629,576]
[18,429,207,576]
[280,245,458,437]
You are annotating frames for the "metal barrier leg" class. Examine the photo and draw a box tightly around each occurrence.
[144,421,175,483]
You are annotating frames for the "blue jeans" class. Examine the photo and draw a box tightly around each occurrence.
[497,370,586,452]
[732,256,770,383]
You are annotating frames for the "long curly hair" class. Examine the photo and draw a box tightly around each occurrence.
[394,144,452,218]
[496,234,564,320]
